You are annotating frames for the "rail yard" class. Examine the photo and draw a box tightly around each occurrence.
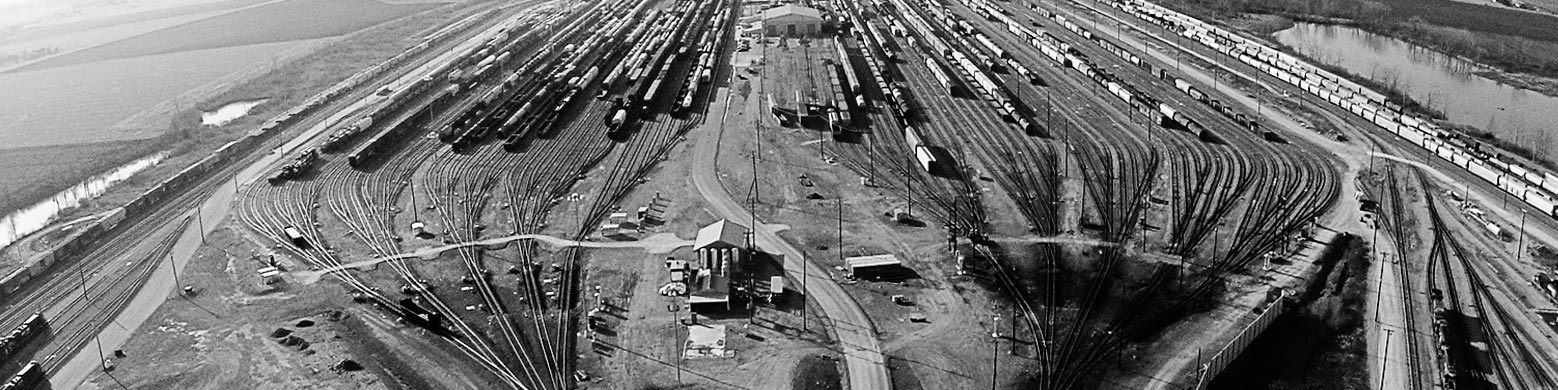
[3,0,1558,388]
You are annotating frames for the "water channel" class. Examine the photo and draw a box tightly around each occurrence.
[0,151,169,251]
[1272,22,1558,162]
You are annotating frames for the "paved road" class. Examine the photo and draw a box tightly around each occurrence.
[51,13,523,388]
[688,87,890,390]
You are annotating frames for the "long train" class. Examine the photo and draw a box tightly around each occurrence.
[881,0,1266,144]
[1098,0,1558,219]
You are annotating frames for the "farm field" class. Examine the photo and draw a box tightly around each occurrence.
[0,9,237,69]
[0,38,316,149]
[0,0,263,43]
[8,0,438,73]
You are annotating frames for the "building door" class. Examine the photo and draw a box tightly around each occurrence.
[786,24,795,36]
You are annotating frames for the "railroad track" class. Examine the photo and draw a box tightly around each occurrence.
[31,219,184,373]
[855,0,1341,386]
[1363,162,1426,390]
[1423,176,1558,390]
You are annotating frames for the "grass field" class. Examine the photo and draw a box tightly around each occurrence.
[1375,0,1558,43]
[0,138,165,216]
[0,39,310,149]
[8,0,436,73]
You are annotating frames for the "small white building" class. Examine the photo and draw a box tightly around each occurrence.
[694,219,751,277]
[845,253,906,279]
[761,4,823,36]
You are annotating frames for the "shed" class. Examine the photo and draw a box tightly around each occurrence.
[761,4,822,36]
[845,254,911,280]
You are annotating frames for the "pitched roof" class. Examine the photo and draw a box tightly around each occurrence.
[694,219,749,250]
[761,4,822,21]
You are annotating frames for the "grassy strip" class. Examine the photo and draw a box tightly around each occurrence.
[791,355,844,390]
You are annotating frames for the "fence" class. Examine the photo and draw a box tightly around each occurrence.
[1192,289,1288,389]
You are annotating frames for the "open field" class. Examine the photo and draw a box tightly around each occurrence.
[8,0,436,73]
[0,0,458,225]
[0,39,313,149]
[0,0,262,43]
[0,0,268,69]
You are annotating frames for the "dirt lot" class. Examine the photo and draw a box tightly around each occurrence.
[692,37,1037,389]
[79,226,504,389]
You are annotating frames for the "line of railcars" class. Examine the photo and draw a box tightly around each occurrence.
[839,2,938,169]
[1102,0,1558,218]
[334,17,543,167]
[966,0,1250,142]
[885,0,1264,144]
[882,0,1051,136]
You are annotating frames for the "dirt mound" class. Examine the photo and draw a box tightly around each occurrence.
[332,359,364,373]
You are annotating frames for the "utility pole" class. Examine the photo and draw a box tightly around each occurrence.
[1379,328,1393,390]
[78,268,108,372]
[990,315,1001,390]
[837,199,844,264]
[1516,211,1528,264]
[668,303,683,386]
[196,208,206,244]
[168,252,183,296]
[801,253,808,333]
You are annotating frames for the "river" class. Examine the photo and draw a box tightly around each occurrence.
[1272,22,1558,162]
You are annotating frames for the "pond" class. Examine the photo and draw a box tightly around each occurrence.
[201,98,268,127]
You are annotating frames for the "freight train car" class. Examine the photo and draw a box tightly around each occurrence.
[0,313,47,367]
[267,149,319,184]
[0,361,44,390]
